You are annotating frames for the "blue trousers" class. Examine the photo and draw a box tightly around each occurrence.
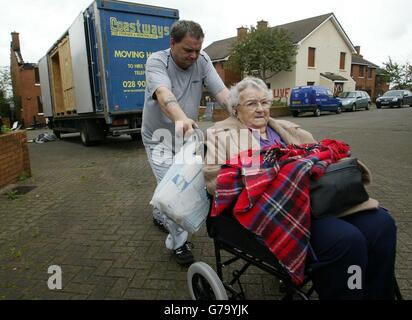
[308,207,397,300]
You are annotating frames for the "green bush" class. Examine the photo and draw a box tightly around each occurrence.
[272,100,287,107]
[0,125,11,134]
[18,171,30,181]
[6,190,18,200]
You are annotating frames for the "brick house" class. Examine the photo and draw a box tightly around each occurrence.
[204,13,357,102]
[204,37,242,89]
[375,67,391,99]
[10,32,45,128]
[351,46,389,101]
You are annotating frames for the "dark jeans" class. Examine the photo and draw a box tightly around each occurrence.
[308,207,397,300]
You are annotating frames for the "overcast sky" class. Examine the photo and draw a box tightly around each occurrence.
[1,0,411,68]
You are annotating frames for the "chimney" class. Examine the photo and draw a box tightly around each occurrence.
[11,32,20,51]
[237,26,248,39]
[257,20,268,30]
[354,46,361,55]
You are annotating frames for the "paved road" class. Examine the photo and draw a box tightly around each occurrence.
[0,105,411,299]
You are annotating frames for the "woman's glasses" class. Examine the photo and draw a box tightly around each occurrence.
[238,99,272,110]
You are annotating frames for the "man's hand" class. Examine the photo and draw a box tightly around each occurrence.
[175,117,197,138]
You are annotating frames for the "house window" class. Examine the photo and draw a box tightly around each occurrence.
[37,96,43,114]
[34,67,40,84]
[368,68,373,79]
[308,47,316,67]
[340,52,346,70]
[359,66,365,78]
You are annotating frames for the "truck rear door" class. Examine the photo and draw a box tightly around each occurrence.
[290,88,305,107]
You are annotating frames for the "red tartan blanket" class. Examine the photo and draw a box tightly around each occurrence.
[211,139,351,284]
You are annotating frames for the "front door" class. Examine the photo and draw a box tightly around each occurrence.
[334,82,344,96]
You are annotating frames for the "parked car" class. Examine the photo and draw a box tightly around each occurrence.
[289,86,342,117]
[337,91,371,111]
[376,90,412,108]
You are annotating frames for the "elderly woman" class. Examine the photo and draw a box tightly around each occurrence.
[203,77,397,300]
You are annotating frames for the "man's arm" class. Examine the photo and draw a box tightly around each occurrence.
[214,88,230,111]
[215,87,229,110]
[155,86,196,136]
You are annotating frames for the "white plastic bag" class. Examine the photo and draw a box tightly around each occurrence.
[150,140,210,233]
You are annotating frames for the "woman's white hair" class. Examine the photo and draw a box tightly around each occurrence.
[228,77,273,114]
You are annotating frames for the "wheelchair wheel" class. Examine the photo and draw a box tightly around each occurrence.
[187,262,228,300]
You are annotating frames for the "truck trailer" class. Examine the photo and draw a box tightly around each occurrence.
[39,0,179,145]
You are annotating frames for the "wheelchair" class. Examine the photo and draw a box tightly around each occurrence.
[187,199,404,300]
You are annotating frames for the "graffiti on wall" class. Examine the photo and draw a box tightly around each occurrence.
[273,88,290,100]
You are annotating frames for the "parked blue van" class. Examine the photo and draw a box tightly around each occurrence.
[289,86,342,117]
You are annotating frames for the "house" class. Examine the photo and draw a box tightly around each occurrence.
[351,46,389,100]
[10,32,45,127]
[204,13,357,102]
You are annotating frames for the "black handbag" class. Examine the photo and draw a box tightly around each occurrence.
[310,158,369,218]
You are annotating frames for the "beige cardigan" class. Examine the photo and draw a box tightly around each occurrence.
[203,116,379,218]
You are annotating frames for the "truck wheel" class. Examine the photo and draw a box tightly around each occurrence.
[292,111,299,117]
[80,124,93,147]
[130,133,141,141]
[314,108,321,117]
[53,130,61,139]
[80,120,104,146]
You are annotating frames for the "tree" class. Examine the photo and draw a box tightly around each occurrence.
[0,66,12,98]
[0,67,9,117]
[229,26,297,82]
[0,66,14,122]
[0,91,10,117]
[382,57,412,89]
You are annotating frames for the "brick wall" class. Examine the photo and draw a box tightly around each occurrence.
[214,62,225,83]
[10,32,45,128]
[20,68,44,127]
[213,61,241,88]
[0,131,31,189]
[351,64,376,99]
[10,48,21,99]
